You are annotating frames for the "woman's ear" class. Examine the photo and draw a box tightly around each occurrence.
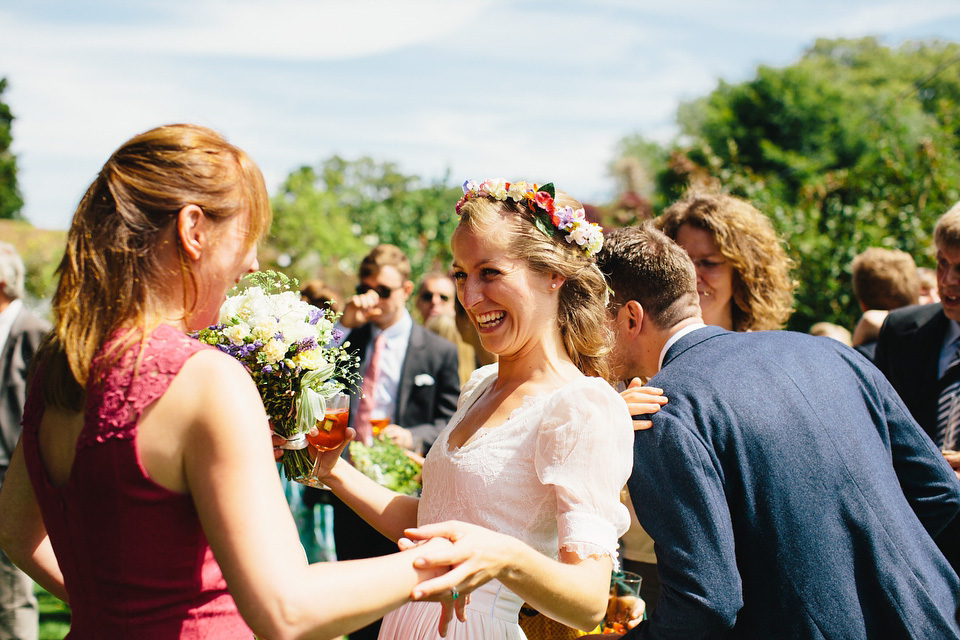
[177,204,205,261]
[548,272,566,290]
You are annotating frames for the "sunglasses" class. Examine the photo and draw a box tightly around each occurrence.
[356,283,398,299]
[419,291,451,303]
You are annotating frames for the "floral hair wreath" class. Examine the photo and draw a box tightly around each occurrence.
[455,178,605,257]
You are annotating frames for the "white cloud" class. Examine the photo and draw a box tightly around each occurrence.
[1,0,959,229]
[2,1,495,61]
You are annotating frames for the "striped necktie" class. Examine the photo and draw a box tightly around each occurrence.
[936,343,960,449]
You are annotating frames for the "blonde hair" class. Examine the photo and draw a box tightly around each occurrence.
[455,190,612,381]
[655,192,796,332]
[42,124,271,408]
[935,201,960,249]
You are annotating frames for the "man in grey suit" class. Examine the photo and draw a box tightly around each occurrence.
[329,244,459,640]
[593,225,960,639]
[0,243,49,640]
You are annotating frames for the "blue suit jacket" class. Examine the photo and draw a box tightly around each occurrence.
[625,326,960,639]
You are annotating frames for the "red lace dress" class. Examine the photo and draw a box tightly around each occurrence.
[20,324,252,638]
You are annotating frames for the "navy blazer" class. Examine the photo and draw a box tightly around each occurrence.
[625,326,960,640]
[344,321,460,454]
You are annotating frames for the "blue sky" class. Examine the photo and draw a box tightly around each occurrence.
[3,0,960,230]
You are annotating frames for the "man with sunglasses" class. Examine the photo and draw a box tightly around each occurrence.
[332,244,460,640]
[414,271,456,323]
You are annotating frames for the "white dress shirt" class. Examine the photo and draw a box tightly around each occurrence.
[0,299,23,356]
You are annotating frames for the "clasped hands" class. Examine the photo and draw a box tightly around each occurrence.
[271,429,494,637]
[400,520,514,637]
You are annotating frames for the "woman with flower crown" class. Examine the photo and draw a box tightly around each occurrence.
[310,179,636,639]
[0,123,454,639]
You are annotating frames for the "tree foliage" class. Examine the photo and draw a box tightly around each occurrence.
[0,77,24,220]
[266,156,461,293]
[614,37,960,332]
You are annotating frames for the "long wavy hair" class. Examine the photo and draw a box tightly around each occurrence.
[455,190,612,381]
[654,192,796,331]
[39,124,271,409]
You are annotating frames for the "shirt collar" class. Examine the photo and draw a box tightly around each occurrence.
[372,308,413,342]
[658,321,708,371]
[947,319,960,348]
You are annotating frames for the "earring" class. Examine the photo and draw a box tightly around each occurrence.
[551,283,558,289]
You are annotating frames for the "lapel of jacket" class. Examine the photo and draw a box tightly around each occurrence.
[393,323,421,422]
[0,306,26,381]
[912,307,951,394]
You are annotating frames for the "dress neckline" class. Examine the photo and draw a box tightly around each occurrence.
[444,371,594,454]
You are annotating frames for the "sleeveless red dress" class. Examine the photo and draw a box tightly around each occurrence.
[21,324,251,638]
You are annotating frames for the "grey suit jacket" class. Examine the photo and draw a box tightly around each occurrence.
[344,322,460,453]
[1,305,50,483]
[625,326,960,640]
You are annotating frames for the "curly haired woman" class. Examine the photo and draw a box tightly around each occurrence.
[653,192,796,332]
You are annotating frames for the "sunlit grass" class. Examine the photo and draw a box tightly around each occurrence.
[35,583,69,640]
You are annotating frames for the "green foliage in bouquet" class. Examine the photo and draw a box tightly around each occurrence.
[348,437,422,496]
[194,271,359,480]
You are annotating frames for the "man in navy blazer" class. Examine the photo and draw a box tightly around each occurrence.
[594,226,960,639]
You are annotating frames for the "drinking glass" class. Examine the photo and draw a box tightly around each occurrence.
[307,393,350,452]
[370,408,390,438]
[299,393,350,489]
[602,571,643,634]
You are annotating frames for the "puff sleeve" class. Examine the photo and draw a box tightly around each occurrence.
[535,377,633,565]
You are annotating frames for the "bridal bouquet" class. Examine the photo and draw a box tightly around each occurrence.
[194,271,359,480]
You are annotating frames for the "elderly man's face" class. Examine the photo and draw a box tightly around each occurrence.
[416,276,456,321]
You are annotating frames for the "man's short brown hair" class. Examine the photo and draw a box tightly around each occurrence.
[596,224,700,330]
[358,244,412,281]
[851,247,919,310]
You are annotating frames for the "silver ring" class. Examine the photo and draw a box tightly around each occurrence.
[451,587,459,600]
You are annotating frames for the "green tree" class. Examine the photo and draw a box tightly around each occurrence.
[615,37,960,332]
[266,156,461,293]
[0,77,24,220]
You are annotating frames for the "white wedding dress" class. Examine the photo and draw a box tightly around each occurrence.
[379,365,634,640]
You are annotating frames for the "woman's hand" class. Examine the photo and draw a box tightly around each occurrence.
[621,379,667,430]
[310,426,356,481]
[399,536,467,637]
[403,521,513,602]
[269,420,286,461]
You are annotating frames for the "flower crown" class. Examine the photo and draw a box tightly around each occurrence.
[455,178,604,257]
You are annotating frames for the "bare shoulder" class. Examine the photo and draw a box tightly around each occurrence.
[165,348,263,421]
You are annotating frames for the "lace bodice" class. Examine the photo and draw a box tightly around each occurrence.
[419,364,634,564]
[19,324,248,638]
[80,324,210,448]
